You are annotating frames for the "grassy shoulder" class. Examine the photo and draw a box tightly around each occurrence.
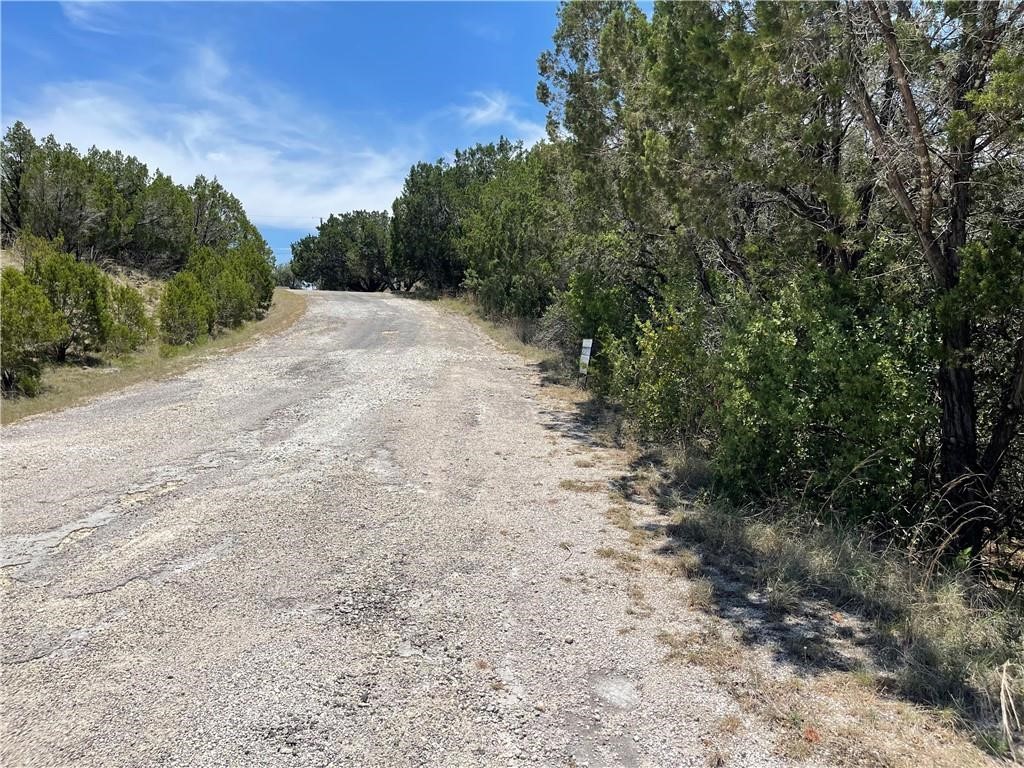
[1,288,306,426]
[434,292,1021,762]
[611,446,1024,762]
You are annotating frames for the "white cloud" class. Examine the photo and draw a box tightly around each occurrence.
[458,90,546,146]
[60,2,122,35]
[7,45,419,229]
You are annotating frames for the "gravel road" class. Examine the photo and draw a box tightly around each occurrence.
[0,292,964,767]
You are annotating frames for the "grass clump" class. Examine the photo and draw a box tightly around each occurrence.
[668,501,1024,752]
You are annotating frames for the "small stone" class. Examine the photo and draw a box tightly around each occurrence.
[564,637,574,644]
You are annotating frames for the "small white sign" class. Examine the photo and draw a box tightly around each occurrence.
[579,338,594,374]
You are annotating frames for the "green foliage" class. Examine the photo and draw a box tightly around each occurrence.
[713,273,935,522]
[1,121,36,242]
[105,282,153,355]
[389,161,463,292]
[461,145,564,319]
[184,245,272,332]
[158,272,212,346]
[291,211,391,291]
[0,267,66,394]
[131,171,194,272]
[22,235,111,361]
[272,262,299,288]
[211,269,255,329]
[388,139,521,293]
[607,297,713,441]
[1,124,264,277]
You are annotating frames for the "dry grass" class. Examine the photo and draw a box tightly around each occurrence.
[657,622,991,767]
[617,445,1023,761]
[670,503,1024,733]
[717,714,742,735]
[686,577,714,609]
[2,288,306,425]
[596,547,641,574]
[604,504,633,531]
[559,478,607,493]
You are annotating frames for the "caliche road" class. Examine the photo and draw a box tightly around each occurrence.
[1,292,787,767]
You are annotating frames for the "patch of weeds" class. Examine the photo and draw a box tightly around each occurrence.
[610,550,641,574]
[627,528,651,547]
[664,502,1024,738]
[626,582,654,617]
[717,714,742,735]
[686,577,714,609]
[762,575,802,615]
[560,478,607,493]
[657,626,738,671]
[604,504,633,531]
[574,458,596,468]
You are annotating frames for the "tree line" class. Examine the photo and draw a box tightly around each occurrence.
[295,1,1022,560]
[1,123,274,394]
[1,122,269,273]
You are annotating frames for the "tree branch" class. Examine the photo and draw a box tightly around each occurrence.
[868,0,935,226]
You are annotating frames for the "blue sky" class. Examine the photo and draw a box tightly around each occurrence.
[1,1,558,262]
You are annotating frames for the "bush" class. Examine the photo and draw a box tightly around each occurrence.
[713,275,934,524]
[185,245,272,331]
[272,262,298,288]
[210,268,255,329]
[608,297,714,441]
[22,236,110,361]
[1,267,66,394]
[158,272,212,345]
[231,243,274,315]
[105,282,153,354]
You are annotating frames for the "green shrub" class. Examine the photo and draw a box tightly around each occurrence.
[231,243,274,315]
[105,282,153,354]
[185,244,271,330]
[210,268,254,328]
[158,272,212,345]
[713,275,934,523]
[608,297,714,441]
[22,236,110,361]
[1,267,66,395]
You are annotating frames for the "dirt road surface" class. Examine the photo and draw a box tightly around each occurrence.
[0,292,979,767]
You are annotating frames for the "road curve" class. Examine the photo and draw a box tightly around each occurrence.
[2,292,801,767]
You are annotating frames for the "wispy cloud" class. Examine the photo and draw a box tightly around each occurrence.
[7,44,420,229]
[458,90,546,146]
[60,1,122,35]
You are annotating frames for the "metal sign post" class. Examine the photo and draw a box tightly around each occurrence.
[578,338,593,388]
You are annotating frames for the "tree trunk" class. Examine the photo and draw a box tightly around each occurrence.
[937,315,988,554]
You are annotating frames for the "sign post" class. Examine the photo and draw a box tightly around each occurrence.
[578,338,593,388]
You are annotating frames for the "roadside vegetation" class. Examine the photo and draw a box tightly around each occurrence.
[290,1,1023,754]
[1,124,278,411]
